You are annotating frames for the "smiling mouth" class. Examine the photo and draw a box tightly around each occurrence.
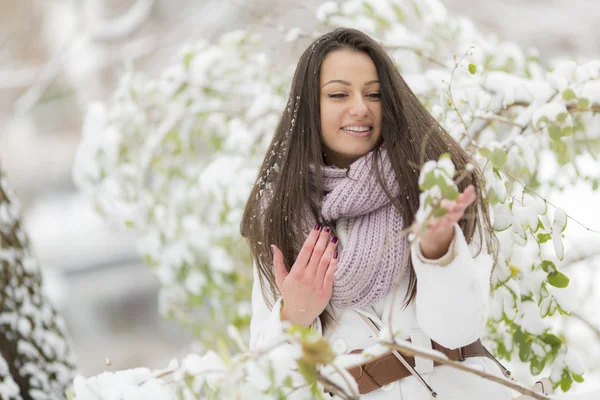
[341,126,373,137]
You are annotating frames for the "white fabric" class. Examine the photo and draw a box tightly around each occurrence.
[249,223,516,399]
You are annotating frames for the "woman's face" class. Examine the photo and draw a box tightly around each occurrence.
[319,49,382,168]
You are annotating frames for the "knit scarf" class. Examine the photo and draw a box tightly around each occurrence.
[307,149,409,308]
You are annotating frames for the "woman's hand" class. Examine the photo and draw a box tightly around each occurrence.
[271,224,339,327]
[415,185,477,259]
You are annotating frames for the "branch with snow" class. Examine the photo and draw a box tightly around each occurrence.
[71,0,600,395]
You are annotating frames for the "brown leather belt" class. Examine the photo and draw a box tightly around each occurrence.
[346,339,488,394]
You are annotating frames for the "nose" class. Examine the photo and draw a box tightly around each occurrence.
[349,95,368,117]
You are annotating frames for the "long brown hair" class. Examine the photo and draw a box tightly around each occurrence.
[241,28,496,332]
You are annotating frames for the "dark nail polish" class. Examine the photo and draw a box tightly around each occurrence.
[314,223,322,231]
[333,251,338,259]
[332,236,338,244]
[324,226,331,233]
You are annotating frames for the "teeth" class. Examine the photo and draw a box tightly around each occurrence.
[343,126,371,132]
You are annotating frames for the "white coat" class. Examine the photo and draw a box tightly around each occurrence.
[250,223,517,399]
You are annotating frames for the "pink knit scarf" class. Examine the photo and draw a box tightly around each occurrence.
[308,149,409,308]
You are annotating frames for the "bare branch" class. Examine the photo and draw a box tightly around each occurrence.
[473,114,525,129]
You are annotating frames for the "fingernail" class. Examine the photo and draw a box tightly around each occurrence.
[331,236,338,244]
[324,226,331,233]
[314,223,322,231]
[333,251,338,259]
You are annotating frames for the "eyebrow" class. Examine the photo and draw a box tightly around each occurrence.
[321,79,380,88]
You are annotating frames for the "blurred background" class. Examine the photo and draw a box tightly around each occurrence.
[1,0,599,378]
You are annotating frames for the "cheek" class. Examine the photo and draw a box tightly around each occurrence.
[321,106,341,133]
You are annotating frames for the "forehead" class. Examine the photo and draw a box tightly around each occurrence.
[320,49,378,83]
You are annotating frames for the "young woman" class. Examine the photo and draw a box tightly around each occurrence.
[241,28,514,399]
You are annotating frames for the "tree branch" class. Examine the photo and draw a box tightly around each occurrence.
[381,342,550,399]
[473,114,525,129]
[503,169,600,234]
[384,45,447,68]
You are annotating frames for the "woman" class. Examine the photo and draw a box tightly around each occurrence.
[241,28,514,399]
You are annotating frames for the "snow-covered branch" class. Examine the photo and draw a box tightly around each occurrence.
[71,0,600,396]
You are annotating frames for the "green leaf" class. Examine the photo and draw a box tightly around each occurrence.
[421,172,437,190]
[183,52,194,68]
[443,186,459,201]
[548,271,570,288]
[433,207,448,218]
[297,359,317,383]
[561,374,573,392]
[573,373,584,383]
[410,0,422,19]
[577,98,590,109]
[548,125,562,141]
[556,112,568,123]
[491,149,508,169]
[530,358,546,375]
[541,260,556,273]
[391,4,406,21]
[362,2,375,15]
[537,233,551,243]
[479,147,491,157]
[519,341,531,362]
[541,333,562,347]
[562,88,576,101]
[562,126,574,137]
[468,64,477,74]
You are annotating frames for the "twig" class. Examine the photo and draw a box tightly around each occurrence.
[317,369,357,400]
[384,45,447,68]
[381,342,550,399]
[473,114,525,129]
[329,364,360,399]
[568,105,600,113]
[447,52,472,137]
[503,169,600,234]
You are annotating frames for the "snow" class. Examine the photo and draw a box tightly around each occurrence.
[532,103,569,128]
[62,0,600,396]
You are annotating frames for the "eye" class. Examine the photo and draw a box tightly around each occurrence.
[367,92,381,99]
[327,93,347,99]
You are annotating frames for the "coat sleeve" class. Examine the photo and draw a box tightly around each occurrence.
[411,223,493,350]
[249,263,322,350]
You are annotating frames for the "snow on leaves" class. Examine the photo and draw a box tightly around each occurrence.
[72,0,600,396]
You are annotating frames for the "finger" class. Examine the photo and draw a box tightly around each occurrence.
[271,245,288,288]
[315,236,338,284]
[306,226,333,277]
[429,212,460,231]
[296,224,323,270]
[440,199,458,212]
[322,251,338,290]
[458,185,476,205]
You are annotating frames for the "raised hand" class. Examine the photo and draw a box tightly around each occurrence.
[415,184,477,259]
[271,224,339,327]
